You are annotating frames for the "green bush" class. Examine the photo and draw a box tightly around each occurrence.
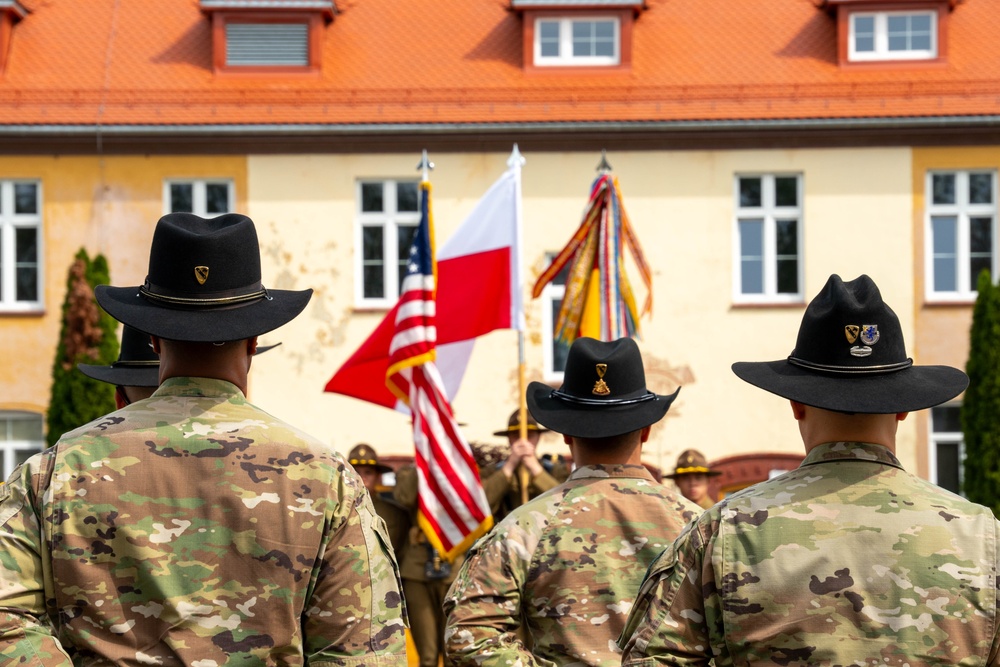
[45,249,119,447]
[961,269,1000,516]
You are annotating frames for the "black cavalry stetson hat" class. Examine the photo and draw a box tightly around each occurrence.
[527,337,679,439]
[732,274,968,414]
[96,213,312,342]
[78,325,282,387]
[492,408,550,437]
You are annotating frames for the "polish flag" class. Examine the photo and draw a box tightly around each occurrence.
[325,153,524,409]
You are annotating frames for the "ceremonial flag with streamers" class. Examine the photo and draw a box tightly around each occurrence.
[532,171,652,345]
[326,157,524,409]
[386,181,493,560]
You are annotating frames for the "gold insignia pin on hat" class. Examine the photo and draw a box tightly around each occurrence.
[592,363,610,396]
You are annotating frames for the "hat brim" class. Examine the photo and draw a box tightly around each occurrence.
[491,426,552,437]
[526,382,679,439]
[96,285,312,342]
[732,360,969,414]
[664,469,723,479]
[77,341,282,387]
[77,363,159,387]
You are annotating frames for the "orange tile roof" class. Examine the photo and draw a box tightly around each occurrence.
[2,0,1000,127]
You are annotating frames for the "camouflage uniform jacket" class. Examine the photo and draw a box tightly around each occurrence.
[443,464,699,667]
[619,441,1000,667]
[0,377,408,666]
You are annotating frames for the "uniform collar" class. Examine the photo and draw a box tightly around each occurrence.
[567,463,656,482]
[151,376,247,400]
[800,441,903,470]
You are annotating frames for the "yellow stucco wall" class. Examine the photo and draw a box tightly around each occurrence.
[0,156,246,432]
[246,148,920,472]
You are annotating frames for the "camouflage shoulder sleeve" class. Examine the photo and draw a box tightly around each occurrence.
[304,462,408,667]
[990,517,1000,667]
[443,516,540,667]
[619,511,719,667]
[0,451,74,666]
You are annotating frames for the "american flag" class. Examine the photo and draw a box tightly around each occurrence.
[386,181,493,559]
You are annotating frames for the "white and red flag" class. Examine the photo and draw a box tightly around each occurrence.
[326,152,525,408]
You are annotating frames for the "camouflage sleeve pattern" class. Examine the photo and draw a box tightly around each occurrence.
[619,515,718,667]
[443,517,537,667]
[304,470,408,665]
[0,450,73,665]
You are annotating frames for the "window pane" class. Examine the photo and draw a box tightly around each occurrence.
[15,228,38,302]
[361,183,384,213]
[739,219,764,294]
[397,223,418,293]
[887,15,909,51]
[932,174,955,205]
[397,182,419,212]
[170,183,193,213]
[594,20,615,57]
[776,259,798,294]
[362,226,384,299]
[739,178,762,208]
[935,442,961,494]
[539,21,559,57]
[14,184,37,214]
[10,418,42,441]
[551,299,569,373]
[776,218,798,256]
[970,173,993,205]
[969,216,993,288]
[932,406,961,433]
[775,177,797,207]
[572,21,594,57]
[931,216,957,292]
[205,183,230,214]
[853,16,875,52]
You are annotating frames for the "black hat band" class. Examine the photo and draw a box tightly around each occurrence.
[787,356,913,375]
[139,280,272,308]
[549,389,657,407]
[111,360,159,369]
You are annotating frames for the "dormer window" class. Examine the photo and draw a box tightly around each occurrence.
[512,0,643,71]
[200,0,335,74]
[849,10,936,61]
[823,0,954,66]
[536,17,620,67]
[0,0,27,75]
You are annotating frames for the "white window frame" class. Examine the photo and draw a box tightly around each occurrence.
[925,170,997,302]
[354,179,421,308]
[732,173,804,304]
[534,16,620,67]
[848,10,937,62]
[0,411,44,480]
[0,180,43,313]
[163,179,234,217]
[928,404,964,496]
[541,260,568,383]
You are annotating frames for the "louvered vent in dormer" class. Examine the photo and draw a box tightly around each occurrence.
[225,22,309,66]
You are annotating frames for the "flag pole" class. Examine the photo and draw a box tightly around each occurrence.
[507,145,531,506]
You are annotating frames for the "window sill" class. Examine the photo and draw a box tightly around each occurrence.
[923,298,976,307]
[351,305,391,314]
[0,307,45,317]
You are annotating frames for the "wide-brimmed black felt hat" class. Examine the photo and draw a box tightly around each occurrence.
[732,274,968,414]
[492,408,550,437]
[527,337,679,439]
[96,213,312,342]
[78,325,281,387]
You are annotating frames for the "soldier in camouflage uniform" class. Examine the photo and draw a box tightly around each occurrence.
[444,337,698,667]
[619,274,1000,666]
[0,213,407,665]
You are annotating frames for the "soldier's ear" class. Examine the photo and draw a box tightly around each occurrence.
[150,335,162,354]
[246,336,258,356]
[790,400,807,421]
